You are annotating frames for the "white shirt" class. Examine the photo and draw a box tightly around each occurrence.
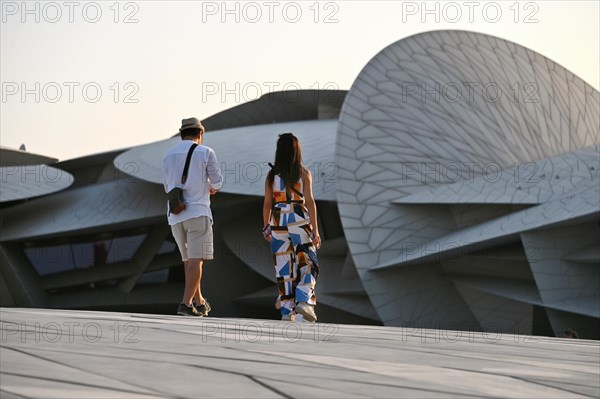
[163,140,223,226]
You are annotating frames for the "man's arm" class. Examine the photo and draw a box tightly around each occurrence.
[206,149,223,191]
[162,157,169,192]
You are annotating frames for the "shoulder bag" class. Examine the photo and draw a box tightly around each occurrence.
[167,143,198,215]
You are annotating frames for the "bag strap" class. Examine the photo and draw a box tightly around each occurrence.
[268,162,304,198]
[181,143,198,184]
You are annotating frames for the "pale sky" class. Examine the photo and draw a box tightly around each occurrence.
[1,0,599,161]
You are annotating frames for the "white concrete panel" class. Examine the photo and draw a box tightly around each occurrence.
[0,165,73,202]
[0,146,58,166]
[0,179,165,241]
[114,120,338,201]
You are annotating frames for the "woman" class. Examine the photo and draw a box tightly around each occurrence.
[263,133,321,322]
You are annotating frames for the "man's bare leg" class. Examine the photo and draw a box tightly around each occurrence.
[182,258,203,306]
[192,259,205,305]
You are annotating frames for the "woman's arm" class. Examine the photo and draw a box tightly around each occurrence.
[263,176,273,241]
[302,168,321,248]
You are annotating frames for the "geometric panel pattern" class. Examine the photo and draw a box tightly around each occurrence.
[336,30,600,337]
[374,149,599,269]
[392,145,600,205]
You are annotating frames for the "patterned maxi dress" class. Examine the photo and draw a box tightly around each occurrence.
[270,173,320,317]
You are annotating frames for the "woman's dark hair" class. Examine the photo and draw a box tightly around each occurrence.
[268,133,303,188]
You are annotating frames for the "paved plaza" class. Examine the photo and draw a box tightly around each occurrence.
[1,308,598,398]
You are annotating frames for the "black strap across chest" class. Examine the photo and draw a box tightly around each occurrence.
[181,144,198,184]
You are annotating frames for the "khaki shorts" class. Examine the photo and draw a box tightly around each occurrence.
[171,216,214,261]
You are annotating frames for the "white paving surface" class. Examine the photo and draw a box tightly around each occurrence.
[1,308,598,398]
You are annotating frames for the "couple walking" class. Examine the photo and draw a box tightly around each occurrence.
[163,118,320,321]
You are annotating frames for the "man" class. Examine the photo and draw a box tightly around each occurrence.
[163,117,223,316]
